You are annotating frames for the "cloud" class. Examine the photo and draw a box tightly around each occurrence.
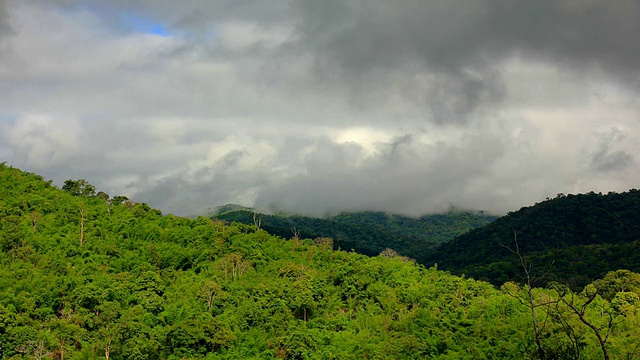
[1,1,640,217]
[295,0,640,77]
[0,0,9,33]
[3,115,82,167]
[590,127,635,172]
[288,0,640,121]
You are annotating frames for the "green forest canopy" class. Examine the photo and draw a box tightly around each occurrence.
[1,163,639,359]
[214,190,640,294]
[212,208,494,266]
[430,190,640,289]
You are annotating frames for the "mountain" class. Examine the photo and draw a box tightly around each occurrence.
[430,191,640,289]
[212,209,495,265]
[205,203,255,216]
[1,163,639,359]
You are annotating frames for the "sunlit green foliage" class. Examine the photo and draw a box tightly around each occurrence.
[1,163,639,359]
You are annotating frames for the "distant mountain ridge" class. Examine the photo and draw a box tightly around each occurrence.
[212,208,496,265]
[212,190,640,291]
[205,203,254,216]
[429,190,640,289]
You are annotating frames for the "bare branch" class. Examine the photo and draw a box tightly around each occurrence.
[552,285,611,360]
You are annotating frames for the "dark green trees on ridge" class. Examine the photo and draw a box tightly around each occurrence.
[430,190,640,289]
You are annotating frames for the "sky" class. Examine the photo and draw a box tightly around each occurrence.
[1,0,639,217]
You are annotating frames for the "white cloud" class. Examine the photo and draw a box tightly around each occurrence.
[3,115,81,167]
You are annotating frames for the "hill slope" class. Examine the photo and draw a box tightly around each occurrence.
[1,163,639,359]
[212,209,495,264]
[430,191,640,289]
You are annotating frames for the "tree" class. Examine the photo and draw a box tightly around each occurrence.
[219,254,251,281]
[165,319,234,357]
[96,191,112,215]
[110,195,129,205]
[593,270,640,300]
[49,319,84,360]
[291,277,315,322]
[28,210,42,233]
[313,237,333,250]
[79,205,86,246]
[279,263,317,322]
[552,284,614,360]
[291,227,302,247]
[0,304,16,357]
[500,231,557,360]
[0,214,26,253]
[62,179,96,197]
[379,248,399,258]
[95,301,123,360]
[198,280,222,310]
[253,212,262,230]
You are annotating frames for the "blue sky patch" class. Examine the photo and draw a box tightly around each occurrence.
[0,114,17,124]
[119,13,170,36]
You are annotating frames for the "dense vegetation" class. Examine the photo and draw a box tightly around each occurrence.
[430,191,640,290]
[212,209,494,265]
[1,163,640,359]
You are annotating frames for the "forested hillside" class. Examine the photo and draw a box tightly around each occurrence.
[1,163,639,359]
[431,191,640,289]
[212,209,494,265]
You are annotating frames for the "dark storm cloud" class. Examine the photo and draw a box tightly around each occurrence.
[288,0,640,122]
[591,150,634,173]
[0,0,11,37]
[286,0,500,123]
[499,0,640,77]
[294,0,640,75]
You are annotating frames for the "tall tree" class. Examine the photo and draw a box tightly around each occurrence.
[62,179,96,197]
